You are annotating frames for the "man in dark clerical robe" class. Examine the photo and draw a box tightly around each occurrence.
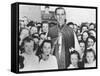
[48,7,80,69]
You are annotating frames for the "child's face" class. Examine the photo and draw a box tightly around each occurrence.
[20,29,29,39]
[43,42,51,56]
[40,34,46,40]
[71,54,78,66]
[86,52,94,64]
[30,27,38,34]
[80,42,85,53]
[83,32,88,41]
[42,23,48,32]
[34,38,39,44]
[89,30,96,38]
[82,27,88,32]
[24,41,34,53]
[69,24,74,29]
[89,25,94,30]
[88,38,94,47]
[78,35,81,41]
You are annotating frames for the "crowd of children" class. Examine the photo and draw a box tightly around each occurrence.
[19,16,96,71]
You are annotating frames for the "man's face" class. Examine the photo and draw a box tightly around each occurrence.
[55,9,66,26]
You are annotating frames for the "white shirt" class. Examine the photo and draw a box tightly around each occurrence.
[38,54,58,70]
[67,64,78,69]
[84,60,96,68]
[19,53,39,71]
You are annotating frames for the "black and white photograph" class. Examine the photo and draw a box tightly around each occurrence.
[12,2,97,73]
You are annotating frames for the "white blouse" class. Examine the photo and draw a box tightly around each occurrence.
[38,54,58,70]
[84,60,96,68]
[19,53,39,71]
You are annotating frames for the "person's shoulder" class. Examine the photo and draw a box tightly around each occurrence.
[49,54,57,60]
[67,64,74,69]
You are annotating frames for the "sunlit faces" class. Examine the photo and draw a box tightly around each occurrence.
[77,35,82,41]
[55,8,66,26]
[80,42,85,53]
[42,42,51,56]
[24,40,34,54]
[89,30,96,38]
[20,29,29,40]
[30,26,38,35]
[69,24,74,29]
[82,26,88,33]
[71,54,79,67]
[82,32,89,41]
[42,23,49,33]
[87,38,95,47]
[89,24,95,30]
[86,51,95,64]
[40,33,46,40]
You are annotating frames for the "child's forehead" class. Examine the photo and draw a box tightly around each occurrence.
[25,41,34,45]
[71,54,78,58]
[87,51,94,55]
[43,42,51,46]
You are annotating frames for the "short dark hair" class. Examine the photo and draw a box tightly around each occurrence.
[55,7,66,15]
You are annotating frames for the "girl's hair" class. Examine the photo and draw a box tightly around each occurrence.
[36,40,52,61]
[85,36,96,49]
[20,36,35,53]
[89,23,95,28]
[85,48,96,63]
[80,23,88,32]
[41,40,53,49]
[70,50,80,60]
[69,50,80,68]
[86,36,96,43]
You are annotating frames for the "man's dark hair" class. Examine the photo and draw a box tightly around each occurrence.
[55,7,66,15]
